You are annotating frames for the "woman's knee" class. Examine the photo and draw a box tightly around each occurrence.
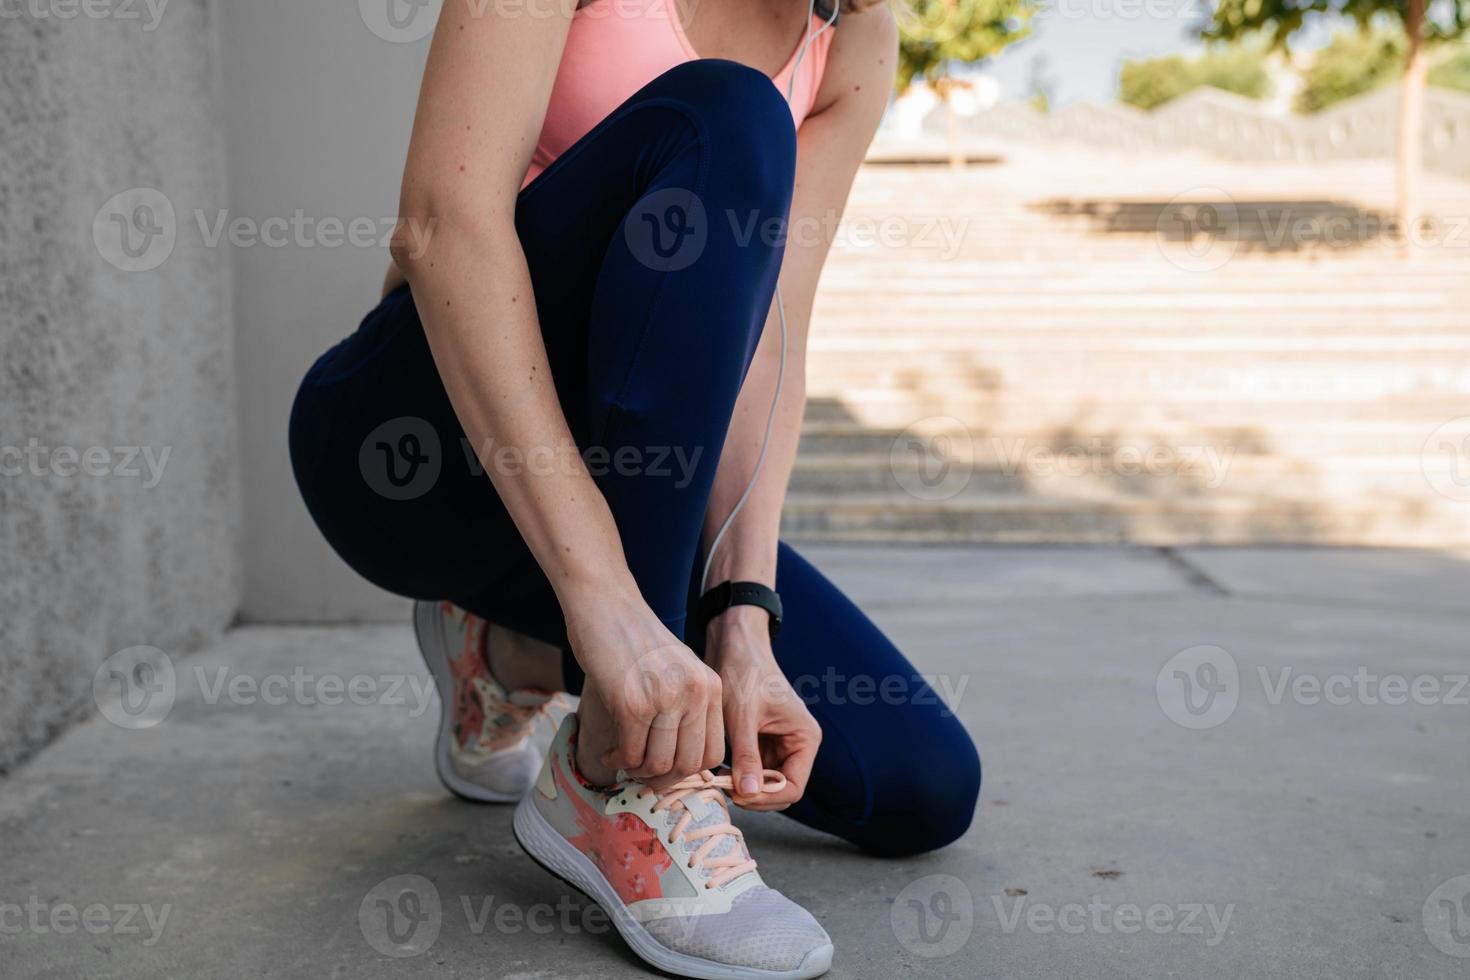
[863,720,982,858]
[642,60,797,207]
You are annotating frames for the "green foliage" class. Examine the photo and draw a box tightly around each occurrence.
[1118,45,1272,110]
[1204,0,1470,49]
[1295,26,1404,112]
[1428,43,1470,90]
[895,0,1037,94]
[1295,30,1470,112]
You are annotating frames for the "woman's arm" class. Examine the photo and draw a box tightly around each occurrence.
[702,7,898,594]
[391,1,724,782]
[703,6,899,805]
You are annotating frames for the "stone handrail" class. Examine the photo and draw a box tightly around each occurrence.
[909,83,1470,178]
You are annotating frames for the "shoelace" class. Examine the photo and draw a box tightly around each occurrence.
[636,769,787,890]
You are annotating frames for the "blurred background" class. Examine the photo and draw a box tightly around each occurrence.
[4,0,1469,772]
[6,1,1470,976]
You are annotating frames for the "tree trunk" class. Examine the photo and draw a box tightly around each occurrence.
[1397,0,1427,254]
[946,94,962,169]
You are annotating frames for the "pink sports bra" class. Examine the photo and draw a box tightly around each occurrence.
[523,0,836,187]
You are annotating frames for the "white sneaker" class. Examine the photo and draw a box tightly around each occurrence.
[413,600,560,803]
[513,713,834,979]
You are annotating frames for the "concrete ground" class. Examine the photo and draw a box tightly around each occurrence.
[4,546,1469,979]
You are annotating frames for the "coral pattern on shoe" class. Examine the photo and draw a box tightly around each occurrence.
[554,758,672,904]
[415,599,561,803]
[442,602,557,754]
[515,714,835,979]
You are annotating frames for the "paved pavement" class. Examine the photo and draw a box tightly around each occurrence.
[4,546,1469,979]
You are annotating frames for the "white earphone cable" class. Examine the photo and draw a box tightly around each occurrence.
[699,0,838,594]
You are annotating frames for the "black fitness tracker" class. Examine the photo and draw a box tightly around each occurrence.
[698,581,783,640]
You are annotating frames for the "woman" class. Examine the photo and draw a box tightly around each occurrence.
[289,0,980,975]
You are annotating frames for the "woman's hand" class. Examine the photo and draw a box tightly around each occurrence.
[706,606,821,812]
[567,585,725,787]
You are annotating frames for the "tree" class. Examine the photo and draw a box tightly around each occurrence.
[896,0,1037,165]
[1296,30,1470,112]
[1205,0,1470,244]
[1118,45,1272,110]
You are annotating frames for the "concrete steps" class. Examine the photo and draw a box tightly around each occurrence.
[782,154,1470,545]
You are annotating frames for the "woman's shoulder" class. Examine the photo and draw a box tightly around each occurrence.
[811,3,899,118]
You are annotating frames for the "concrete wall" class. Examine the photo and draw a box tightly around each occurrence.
[0,4,240,771]
[217,0,433,623]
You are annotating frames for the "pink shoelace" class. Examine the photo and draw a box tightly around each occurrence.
[636,769,787,890]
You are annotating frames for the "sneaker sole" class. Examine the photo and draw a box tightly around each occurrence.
[513,793,834,980]
[413,600,524,804]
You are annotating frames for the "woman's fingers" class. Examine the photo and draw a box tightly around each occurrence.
[703,693,726,773]
[727,704,765,801]
[669,704,708,783]
[600,703,648,774]
[631,712,680,780]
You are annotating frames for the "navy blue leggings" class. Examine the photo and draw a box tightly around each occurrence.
[289,60,979,856]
